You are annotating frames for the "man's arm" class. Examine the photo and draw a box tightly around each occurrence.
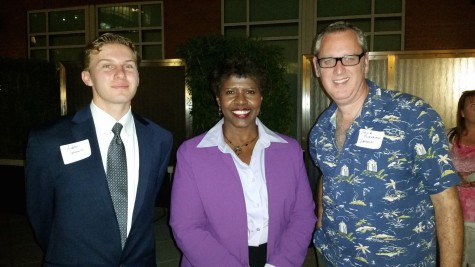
[430,186,463,267]
[25,132,55,251]
[316,175,323,228]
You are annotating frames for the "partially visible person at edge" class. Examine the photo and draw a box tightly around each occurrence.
[447,90,475,266]
[25,33,173,266]
[308,21,463,266]
[170,57,316,267]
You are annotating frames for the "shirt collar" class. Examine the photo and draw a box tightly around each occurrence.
[197,117,287,152]
[90,101,134,136]
[329,79,378,127]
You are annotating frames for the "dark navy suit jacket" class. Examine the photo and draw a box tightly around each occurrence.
[25,106,172,266]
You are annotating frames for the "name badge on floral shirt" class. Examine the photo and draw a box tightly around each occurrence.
[355,129,385,149]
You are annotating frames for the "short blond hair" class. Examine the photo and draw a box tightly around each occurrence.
[83,33,140,70]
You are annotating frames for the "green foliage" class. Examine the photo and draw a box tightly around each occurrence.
[177,35,292,136]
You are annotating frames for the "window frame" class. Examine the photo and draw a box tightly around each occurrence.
[316,0,405,51]
[27,1,164,64]
[96,1,165,61]
[27,6,89,63]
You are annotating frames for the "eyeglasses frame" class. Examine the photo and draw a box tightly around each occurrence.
[316,52,366,68]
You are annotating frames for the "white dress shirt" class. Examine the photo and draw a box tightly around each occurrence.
[197,118,287,267]
[90,101,140,236]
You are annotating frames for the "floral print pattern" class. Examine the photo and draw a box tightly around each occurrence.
[309,80,460,266]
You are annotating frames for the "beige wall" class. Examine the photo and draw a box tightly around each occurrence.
[303,50,475,143]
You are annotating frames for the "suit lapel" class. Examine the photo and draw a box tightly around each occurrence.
[132,115,153,221]
[220,152,242,182]
[71,107,113,210]
[264,144,279,185]
[264,143,290,194]
[72,109,157,226]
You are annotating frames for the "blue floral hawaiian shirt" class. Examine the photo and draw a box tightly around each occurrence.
[309,80,460,266]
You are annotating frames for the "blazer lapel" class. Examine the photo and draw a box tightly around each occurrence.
[71,107,113,210]
[220,152,242,182]
[131,116,153,221]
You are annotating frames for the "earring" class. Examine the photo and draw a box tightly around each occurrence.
[218,106,222,117]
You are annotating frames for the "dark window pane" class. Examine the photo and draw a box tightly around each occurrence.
[375,0,403,14]
[49,34,85,46]
[250,0,298,21]
[30,49,47,61]
[98,5,139,29]
[265,39,298,137]
[375,17,401,32]
[142,45,162,60]
[141,4,162,27]
[250,23,298,38]
[30,35,47,47]
[317,0,371,17]
[266,39,298,64]
[224,26,247,38]
[350,19,372,33]
[373,35,401,51]
[143,30,162,42]
[49,10,85,32]
[29,12,46,33]
[224,0,246,23]
[50,48,83,63]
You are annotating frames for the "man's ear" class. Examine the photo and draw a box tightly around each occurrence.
[312,57,321,77]
[81,70,93,86]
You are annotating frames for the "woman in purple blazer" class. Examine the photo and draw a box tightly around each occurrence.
[170,57,316,267]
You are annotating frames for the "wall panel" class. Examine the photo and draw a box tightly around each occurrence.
[303,50,475,143]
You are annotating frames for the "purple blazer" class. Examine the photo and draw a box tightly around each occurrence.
[170,133,316,267]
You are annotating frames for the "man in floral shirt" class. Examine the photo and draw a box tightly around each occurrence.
[309,21,463,266]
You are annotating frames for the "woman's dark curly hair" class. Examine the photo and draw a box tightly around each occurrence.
[209,57,267,97]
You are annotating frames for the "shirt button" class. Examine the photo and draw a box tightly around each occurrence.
[257,228,260,231]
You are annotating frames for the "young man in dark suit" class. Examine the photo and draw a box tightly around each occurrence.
[25,33,173,266]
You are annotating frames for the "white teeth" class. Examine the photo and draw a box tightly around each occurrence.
[334,77,350,84]
[233,110,250,115]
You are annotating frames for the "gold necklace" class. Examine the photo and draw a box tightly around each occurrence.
[224,134,258,155]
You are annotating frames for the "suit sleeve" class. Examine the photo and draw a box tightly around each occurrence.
[156,129,173,194]
[169,145,247,267]
[25,131,55,252]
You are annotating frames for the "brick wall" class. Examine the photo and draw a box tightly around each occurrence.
[405,0,475,50]
[163,0,221,58]
[1,0,475,59]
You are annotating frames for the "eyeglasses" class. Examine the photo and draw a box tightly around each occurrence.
[316,52,366,68]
